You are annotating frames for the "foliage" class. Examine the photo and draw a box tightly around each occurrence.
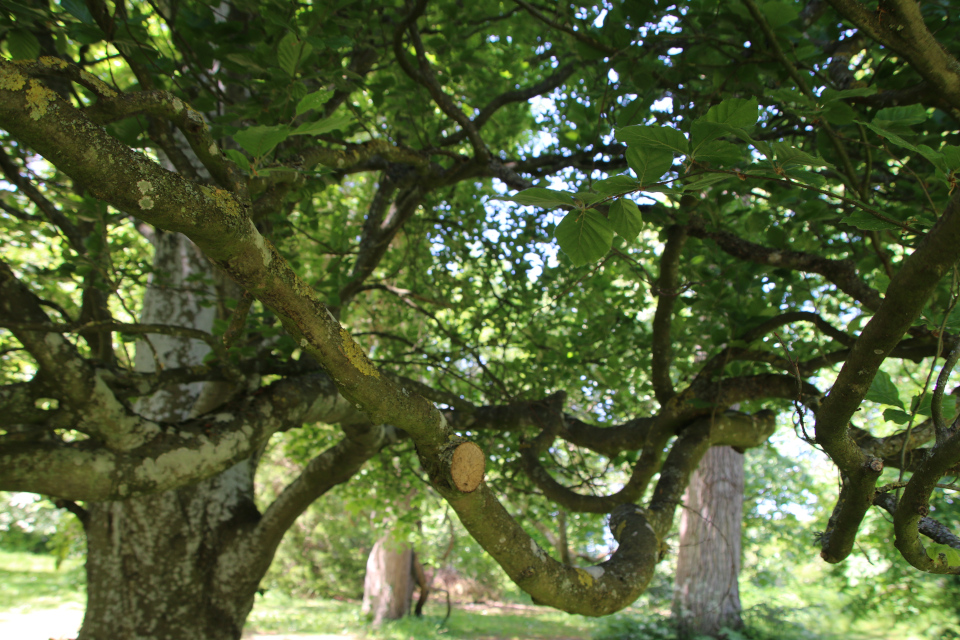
[0,493,84,564]
[2,0,960,625]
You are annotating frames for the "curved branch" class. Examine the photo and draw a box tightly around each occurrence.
[651,225,687,405]
[0,372,355,499]
[687,216,884,310]
[521,412,775,515]
[874,491,960,552]
[817,188,960,564]
[253,421,393,557]
[393,0,489,159]
[442,64,576,149]
[0,260,95,411]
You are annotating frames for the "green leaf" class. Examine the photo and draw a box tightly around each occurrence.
[772,142,829,168]
[277,32,313,77]
[496,188,575,209]
[858,120,920,153]
[875,104,929,127]
[225,53,267,73]
[912,393,957,419]
[555,210,614,266]
[608,199,643,241]
[882,408,911,425]
[617,125,688,155]
[625,147,674,185]
[840,210,900,231]
[820,86,878,102]
[292,111,354,136]
[761,1,799,28]
[592,175,639,197]
[783,168,827,188]
[233,125,291,156]
[699,97,760,130]
[6,30,41,60]
[866,371,903,409]
[574,192,604,206]
[941,145,960,171]
[823,102,856,126]
[60,0,94,24]
[223,149,250,172]
[682,173,735,190]
[296,89,334,116]
[768,88,815,108]
[691,140,743,166]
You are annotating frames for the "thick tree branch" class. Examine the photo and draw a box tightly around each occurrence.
[816,188,960,563]
[874,491,960,552]
[0,372,355,499]
[826,0,960,111]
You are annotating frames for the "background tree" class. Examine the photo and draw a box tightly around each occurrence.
[3,1,960,639]
[673,445,745,639]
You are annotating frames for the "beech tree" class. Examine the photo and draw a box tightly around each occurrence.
[3,0,960,638]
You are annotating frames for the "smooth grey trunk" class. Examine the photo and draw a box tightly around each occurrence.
[362,534,414,625]
[672,445,745,639]
[79,233,265,640]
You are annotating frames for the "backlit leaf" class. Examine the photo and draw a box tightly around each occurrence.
[496,188,575,209]
[626,147,674,185]
[555,210,614,266]
[608,199,643,241]
[233,125,291,156]
[866,371,903,409]
[296,89,334,116]
[617,125,688,155]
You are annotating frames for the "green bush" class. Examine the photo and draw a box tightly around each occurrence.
[0,492,83,562]
[592,612,676,640]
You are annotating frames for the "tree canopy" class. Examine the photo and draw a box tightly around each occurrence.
[2,0,960,622]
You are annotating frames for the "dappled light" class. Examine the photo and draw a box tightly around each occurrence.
[2,0,960,639]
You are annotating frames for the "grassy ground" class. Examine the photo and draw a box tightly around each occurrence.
[0,550,595,640]
[0,550,85,611]
[246,591,594,639]
[1,550,954,640]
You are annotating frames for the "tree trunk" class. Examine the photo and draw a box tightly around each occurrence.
[672,445,745,639]
[362,534,414,625]
[79,233,266,640]
[80,462,263,640]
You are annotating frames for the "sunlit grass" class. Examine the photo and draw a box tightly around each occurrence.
[4,550,950,639]
[246,590,596,639]
[0,550,85,611]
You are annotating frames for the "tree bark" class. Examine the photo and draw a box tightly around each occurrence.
[362,534,414,625]
[79,233,263,640]
[672,445,745,639]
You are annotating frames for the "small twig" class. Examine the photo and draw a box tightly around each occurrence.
[774,330,813,443]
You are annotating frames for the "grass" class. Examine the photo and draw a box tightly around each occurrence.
[247,590,596,639]
[0,550,85,611]
[3,549,953,640]
[0,551,595,639]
